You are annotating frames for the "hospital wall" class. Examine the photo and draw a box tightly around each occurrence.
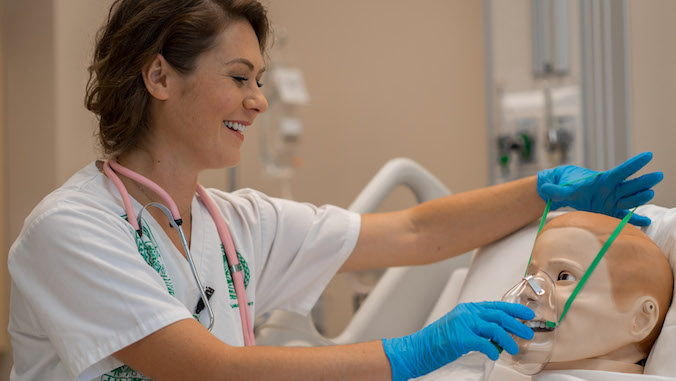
[629,1,676,207]
[255,0,490,339]
[0,0,5,366]
[0,0,675,377]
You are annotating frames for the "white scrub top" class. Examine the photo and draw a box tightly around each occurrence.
[8,161,361,381]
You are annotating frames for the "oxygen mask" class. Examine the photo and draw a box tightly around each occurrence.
[499,269,558,375]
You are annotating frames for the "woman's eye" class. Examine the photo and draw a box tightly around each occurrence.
[232,76,263,88]
[557,271,576,282]
[232,76,248,85]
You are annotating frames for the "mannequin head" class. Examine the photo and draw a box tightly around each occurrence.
[527,211,673,372]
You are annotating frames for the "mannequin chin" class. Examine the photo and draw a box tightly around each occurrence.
[526,211,672,374]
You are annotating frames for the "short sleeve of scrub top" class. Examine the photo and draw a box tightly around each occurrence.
[206,187,362,316]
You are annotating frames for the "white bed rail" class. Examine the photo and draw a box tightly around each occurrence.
[347,157,451,213]
[255,158,473,346]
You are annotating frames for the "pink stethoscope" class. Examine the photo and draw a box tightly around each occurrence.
[103,159,255,346]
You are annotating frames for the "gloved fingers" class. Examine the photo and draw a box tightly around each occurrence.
[629,214,652,227]
[617,172,664,197]
[478,308,534,340]
[475,322,520,356]
[477,301,536,321]
[502,317,534,340]
[538,183,576,201]
[605,152,653,183]
[466,335,502,361]
[614,208,653,227]
[616,189,655,210]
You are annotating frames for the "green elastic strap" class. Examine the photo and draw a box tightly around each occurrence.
[525,199,552,275]
[557,207,636,324]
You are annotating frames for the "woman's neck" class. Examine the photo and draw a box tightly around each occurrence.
[116,149,198,220]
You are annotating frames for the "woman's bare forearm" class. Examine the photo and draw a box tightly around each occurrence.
[114,319,392,380]
[343,176,545,271]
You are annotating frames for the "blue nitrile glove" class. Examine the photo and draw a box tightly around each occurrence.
[537,152,663,227]
[381,301,534,381]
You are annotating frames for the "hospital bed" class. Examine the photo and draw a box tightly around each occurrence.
[254,158,676,380]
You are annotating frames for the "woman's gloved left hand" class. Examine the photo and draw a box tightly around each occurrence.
[537,152,663,226]
[381,301,535,381]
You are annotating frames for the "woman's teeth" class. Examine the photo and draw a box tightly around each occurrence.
[526,320,555,332]
[224,120,247,133]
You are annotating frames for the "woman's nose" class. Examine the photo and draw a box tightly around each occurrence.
[244,86,268,114]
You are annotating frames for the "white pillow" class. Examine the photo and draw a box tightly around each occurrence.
[635,205,676,376]
[455,206,676,376]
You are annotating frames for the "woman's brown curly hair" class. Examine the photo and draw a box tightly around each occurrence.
[85,0,269,157]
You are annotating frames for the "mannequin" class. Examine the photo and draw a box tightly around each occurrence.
[528,211,673,374]
[417,211,674,381]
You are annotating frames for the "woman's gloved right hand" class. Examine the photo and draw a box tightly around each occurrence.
[381,301,535,381]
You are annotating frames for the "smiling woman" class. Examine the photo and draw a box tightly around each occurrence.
[85,0,269,159]
[5,1,666,380]
[133,18,268,171]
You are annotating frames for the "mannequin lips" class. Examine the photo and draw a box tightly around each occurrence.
[525,320,555,332]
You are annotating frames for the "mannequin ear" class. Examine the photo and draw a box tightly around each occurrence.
[630,296,659,341]
[142,53,172,101]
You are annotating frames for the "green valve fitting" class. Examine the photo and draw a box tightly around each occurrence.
[491,340,504,354]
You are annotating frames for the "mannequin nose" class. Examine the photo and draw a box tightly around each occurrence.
[525,296,540,311]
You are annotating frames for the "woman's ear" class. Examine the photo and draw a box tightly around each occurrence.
[142,53,171,101]
[630,296,659,341]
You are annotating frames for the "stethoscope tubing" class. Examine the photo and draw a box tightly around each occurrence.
[196,184,255,344]
[137,201,217,332]
[103,159,254,345]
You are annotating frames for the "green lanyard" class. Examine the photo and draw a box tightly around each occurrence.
[525,172,636,326]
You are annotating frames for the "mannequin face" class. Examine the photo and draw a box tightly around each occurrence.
[526,212,671,365]
[530,227,637,361]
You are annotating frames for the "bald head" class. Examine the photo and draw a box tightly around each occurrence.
[537,211,673,354]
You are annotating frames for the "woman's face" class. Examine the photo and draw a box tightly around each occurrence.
[152,19,268,170]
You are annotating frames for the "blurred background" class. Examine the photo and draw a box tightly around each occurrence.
[1,0,675,378]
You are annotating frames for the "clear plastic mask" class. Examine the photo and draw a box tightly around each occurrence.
[499,269,558,375]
